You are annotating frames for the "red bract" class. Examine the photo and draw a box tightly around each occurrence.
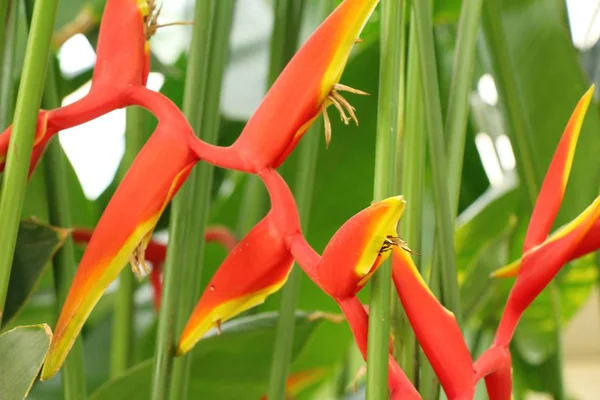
[392,247,474,399]
[469,87,599,399]
[493,86,599,347]
[42,119,198,380]
[230,0,378,170]
[177,213,294,354]
[317,196,405,298]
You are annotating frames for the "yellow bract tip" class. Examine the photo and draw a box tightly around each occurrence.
[490,259,521,278]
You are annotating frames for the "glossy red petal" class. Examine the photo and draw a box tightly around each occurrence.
[231,0,379,170]
[41,125,197,379]
[495,196,600,346]
[317,196,405,298]
[523,86,594,252]
[392,247,474,399]
[177,213,294,355]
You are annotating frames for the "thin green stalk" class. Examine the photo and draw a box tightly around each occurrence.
[482,2,565,398]
[266,3,315,399]
[0,0,17,129]
[237,0,305,237]
[151,1,215,396]
[398,10,424,386]
[366,0,403,398]
[110,106,146,378]
[446,0,483,213]
[0,0,11,70]
[0,0,59,322]
[151,1,235,399]
[267,119,321,400]
[169,3,235,399]
[412,0,461,319]
[41,56,87,399]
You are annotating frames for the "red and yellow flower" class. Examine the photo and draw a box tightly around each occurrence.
[317,196,406,299]
[177,213,294,355]
[231,0,379,170]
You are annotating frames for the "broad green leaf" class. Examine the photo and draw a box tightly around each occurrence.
[91,312,325,400]
[2,221,67,328]
[0,324,52,399]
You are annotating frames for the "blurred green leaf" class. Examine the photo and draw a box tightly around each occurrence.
[0,324,52,399]
[2,220,66,328]
[91,312,326,400]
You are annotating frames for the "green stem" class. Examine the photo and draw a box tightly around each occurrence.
[399,9,424,386]
[42,58,87,399]
[169,3,235,398]
[265,2,312,399]
[366,0,403,398]
[445,0,483,213]
[0,0,11,70]
[0,0,17,129]
[412,0,461,319]
[267,120,321,400]
[151,2,235,399]
[237,0,305,238]
[110,106,146,378]
[0,0,59,323]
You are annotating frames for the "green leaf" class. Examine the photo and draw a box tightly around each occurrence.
[91,312,326,400]
[2,220,67,328]
[0,324,53,399]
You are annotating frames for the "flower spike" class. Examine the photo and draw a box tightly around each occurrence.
[523,85,594,252]
[317,196,406,299]
[231,0,379,170]
[41,123,198,380]
[494,195,600,346]
[391,247,474,399]
[177,214,293,355]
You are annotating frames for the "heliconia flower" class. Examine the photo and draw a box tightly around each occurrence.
[177,213,294,355]
[41,122,198,380]
[391,247,474,399]
[492,86,600,347]
[316,196,406,299]
[230,0,379,171]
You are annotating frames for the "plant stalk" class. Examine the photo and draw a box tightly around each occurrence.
[265,2,313,399]
[366,0,404,398]
[0,0,59,323]
[41,56,88,400]
[399,9,424,386]
[0,0,16,129]
[151,1,235,399]
[412,0,461,319]
[168,2,235,398]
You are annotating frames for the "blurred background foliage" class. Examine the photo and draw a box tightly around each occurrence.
[3,0,600,398]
